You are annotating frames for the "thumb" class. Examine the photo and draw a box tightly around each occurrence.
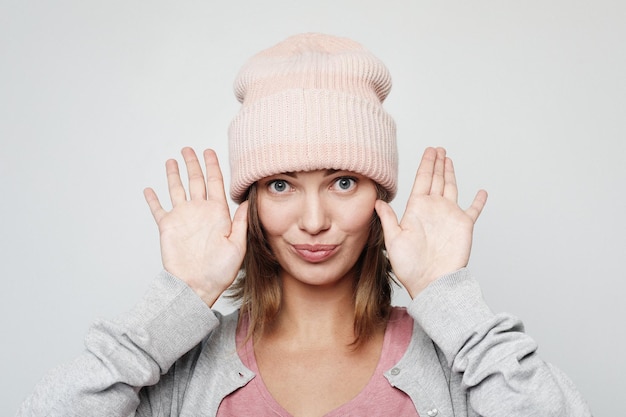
[230,201,249,255]
[466,189,488,223]
[374,200,401,243]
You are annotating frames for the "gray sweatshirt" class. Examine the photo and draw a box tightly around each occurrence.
[16,268,593,416]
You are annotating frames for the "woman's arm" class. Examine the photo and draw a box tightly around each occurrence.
[17,148,247,416]
[17,271,218,417]
[410,269,592,416]
[377,147,591,415]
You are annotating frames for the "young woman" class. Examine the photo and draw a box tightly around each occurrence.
[18,33,592,417]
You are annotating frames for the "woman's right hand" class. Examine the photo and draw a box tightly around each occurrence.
[143,147,248,307]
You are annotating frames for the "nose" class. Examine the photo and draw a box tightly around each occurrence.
[298,193,331,235]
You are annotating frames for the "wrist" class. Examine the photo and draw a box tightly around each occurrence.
[194,285,228,308]
[163,268,230,308]
[402,267,464,299]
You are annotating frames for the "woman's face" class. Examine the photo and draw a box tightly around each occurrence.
[257,169,378,288]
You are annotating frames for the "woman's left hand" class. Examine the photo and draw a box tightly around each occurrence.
[375,147,488,298]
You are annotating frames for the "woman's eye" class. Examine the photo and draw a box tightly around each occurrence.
[268,180,290,193]
[334,177,357,191]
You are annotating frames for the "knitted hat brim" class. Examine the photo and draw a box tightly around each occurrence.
[228,88,397,203]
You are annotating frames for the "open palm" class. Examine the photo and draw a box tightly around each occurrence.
[376,147,487,297]
[143,148,248,306]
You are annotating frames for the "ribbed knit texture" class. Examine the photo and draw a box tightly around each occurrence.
[228,33,398,203]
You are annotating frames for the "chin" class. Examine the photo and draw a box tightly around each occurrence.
[280,260,358,288]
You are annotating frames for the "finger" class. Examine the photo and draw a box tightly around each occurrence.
[203,149,228,204]
[230,201,249,254]
[429,147,446,196]
[374,200,402,243]
[166,159,187,206]
[143,187,166,223]
[410,147,437,197]
[442,157,458,202]
[465,189,488,223]
[181,147,207,200]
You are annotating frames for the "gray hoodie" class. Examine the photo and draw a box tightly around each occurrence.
[16,268,592,416]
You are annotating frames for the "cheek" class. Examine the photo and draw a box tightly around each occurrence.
[336,201,376,234]
[257,199,290,237]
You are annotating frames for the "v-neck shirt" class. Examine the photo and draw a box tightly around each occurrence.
[217,307,419,416]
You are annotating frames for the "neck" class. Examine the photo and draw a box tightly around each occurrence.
[264,270,357,349]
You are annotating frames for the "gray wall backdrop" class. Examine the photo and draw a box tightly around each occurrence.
[2,1,624,415]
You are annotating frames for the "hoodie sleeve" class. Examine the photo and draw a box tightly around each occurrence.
[408,268,593,417]
[16,270,218,417]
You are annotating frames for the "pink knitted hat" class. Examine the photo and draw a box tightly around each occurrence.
[228,33,398,203]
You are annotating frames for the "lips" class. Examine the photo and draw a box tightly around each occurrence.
[292,244,339,263]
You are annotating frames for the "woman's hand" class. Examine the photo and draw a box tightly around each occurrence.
[375,147,487,298]
[143,148,248,307]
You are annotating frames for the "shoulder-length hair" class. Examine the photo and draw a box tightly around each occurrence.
[228,183,394,348]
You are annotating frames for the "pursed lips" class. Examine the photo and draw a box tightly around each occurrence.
[291,244,339,263]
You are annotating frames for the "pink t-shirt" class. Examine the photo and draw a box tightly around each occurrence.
[217,307,419,416]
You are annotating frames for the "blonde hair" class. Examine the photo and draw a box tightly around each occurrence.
[229,184,394,349]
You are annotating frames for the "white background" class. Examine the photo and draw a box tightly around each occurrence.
[2,0,624,415]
